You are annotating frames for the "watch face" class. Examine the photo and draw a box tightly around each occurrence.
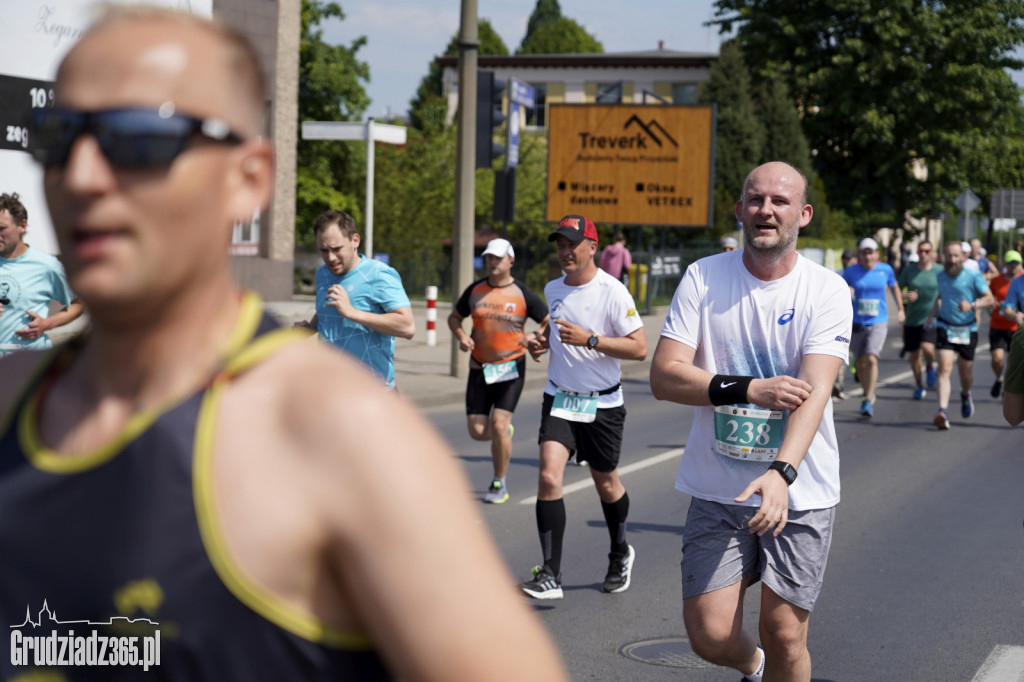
[771,462,796,484]
[587,335,598,348]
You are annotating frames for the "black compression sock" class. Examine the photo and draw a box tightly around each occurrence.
[601,491,630,555]
[536,498,566,576]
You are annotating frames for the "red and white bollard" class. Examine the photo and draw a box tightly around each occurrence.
[425,286,437,346]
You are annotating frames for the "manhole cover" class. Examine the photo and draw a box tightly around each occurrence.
[619,637,717,669]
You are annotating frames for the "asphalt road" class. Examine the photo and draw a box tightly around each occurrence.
[423,345,1024,681]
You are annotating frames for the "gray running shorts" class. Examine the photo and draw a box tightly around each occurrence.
[680,497,836,612]
[850,322,888,359]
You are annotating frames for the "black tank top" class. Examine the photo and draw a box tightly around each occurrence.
[0,294,392,681]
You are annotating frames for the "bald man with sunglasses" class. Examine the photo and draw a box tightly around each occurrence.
[0,7,566,682]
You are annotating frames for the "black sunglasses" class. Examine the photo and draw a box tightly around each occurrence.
[29,105,245,169]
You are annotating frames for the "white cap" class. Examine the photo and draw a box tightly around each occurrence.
[858,237,879,251]
[961,241,971,254]
[482,238,514,259]
[722,236,739,248]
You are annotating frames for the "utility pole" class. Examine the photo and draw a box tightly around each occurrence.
[451,0,478,378]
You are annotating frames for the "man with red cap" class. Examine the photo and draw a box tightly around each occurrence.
[521,214,647,600]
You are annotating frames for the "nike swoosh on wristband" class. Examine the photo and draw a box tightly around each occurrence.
[720,381,737,388]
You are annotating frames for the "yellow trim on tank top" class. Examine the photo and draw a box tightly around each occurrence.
[192,327,375,651]
[20,292,265,475]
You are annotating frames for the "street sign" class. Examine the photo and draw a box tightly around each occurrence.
[510,80,535,108]
[545,104,715,226]
[507,102,521,168]
[991,188,1024,221]
[301,119,408,257]
[301,120,407,145]
[954,189,980,213]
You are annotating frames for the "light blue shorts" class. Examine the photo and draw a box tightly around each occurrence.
[680,497,836,612]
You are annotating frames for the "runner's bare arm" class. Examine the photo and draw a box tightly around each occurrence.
[551,319,646,361]
[447,310,473,352]
[734,353,842,536]
[651,337,812,410]
[287,354,568,681]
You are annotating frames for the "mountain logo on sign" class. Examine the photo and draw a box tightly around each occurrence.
[623,116,679,148]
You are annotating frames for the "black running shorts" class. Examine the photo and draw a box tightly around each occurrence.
[538,392,625,473]
[465,354,527,415]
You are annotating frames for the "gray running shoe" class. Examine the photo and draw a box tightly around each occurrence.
[483,479,509,504]
[602,545,636,593]
[521,566,563,600]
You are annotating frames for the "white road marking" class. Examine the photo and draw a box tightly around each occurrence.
[970,645,1024,682]
[518,448,684,505]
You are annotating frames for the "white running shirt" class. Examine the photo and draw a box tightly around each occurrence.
[544,268,644,408]
[660,251,852,510]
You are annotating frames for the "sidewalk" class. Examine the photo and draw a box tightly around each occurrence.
[266,297,668,409]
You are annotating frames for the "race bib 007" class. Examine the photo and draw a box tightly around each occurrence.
[550,389,598,423]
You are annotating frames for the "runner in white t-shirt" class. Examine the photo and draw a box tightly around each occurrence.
[650,162,852,682]
[520,214,647,601]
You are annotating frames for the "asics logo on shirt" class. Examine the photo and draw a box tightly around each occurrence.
[777,308,795,325]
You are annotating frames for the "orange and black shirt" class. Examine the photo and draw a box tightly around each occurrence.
[455,278,547,369]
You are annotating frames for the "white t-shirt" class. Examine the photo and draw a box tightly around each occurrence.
[660,251,852,510]
[544,268,644,408]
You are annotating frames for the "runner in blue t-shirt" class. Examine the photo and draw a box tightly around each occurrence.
[297,211,415,389]
[842,237,904,418]
[0,193,84,355]
[1003,270,1024,325]
[929,241,995,430]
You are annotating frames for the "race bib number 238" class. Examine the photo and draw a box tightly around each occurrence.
[713,406,785,462]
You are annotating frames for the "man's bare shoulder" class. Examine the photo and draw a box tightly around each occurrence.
[220,340,456,502]
[216,337,476,572]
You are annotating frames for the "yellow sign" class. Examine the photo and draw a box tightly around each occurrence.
[545,104,715,227]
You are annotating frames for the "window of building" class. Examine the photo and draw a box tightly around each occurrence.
[526,83,547,128]
[596,81,623,103]
[672,83,699,104]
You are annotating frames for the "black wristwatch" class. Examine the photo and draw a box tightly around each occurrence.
[768,461,797,486]
[586,334,599,349]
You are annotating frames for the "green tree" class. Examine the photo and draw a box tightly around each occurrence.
[698,39,764,233]
[371,126,459,293]
[518,18,603,55]
[522,0,562,46]
[750,74,836,237]
[711,0,1024,232]
[408,20,509,130]
[296,0,370,247]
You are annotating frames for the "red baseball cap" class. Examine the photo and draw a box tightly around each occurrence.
[549,214,599,243]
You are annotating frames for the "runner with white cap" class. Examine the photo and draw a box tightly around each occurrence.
[448,238,548,503]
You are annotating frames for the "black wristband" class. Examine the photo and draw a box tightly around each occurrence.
[708,374,754,406]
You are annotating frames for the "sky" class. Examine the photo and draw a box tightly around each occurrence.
[324,0,1024,122]
[323,0,730,120]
